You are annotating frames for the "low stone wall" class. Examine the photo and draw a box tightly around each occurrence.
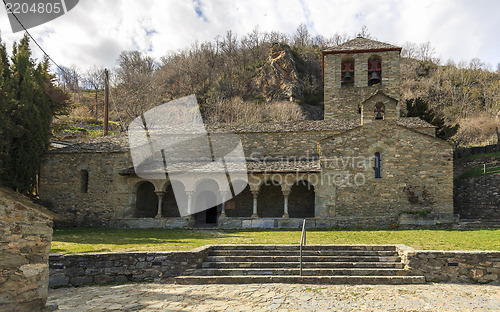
[398,213,459,228]
[49,245,500,288]
[218,217,334,229]
[0,187,55,312]
[49,246,211,288]
[110,217,192,229]
[398,246,500,284]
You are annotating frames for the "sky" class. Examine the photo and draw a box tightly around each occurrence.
[0,0,499,73]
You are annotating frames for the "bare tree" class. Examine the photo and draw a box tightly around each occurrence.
[356,25,372,38]
[401,42,418,59]
[84,66,105,120]
[417,42,436,62]
[113,51,160,122]
[293,23,311,48]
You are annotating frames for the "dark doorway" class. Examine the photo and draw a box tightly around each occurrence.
[136,181,157,218]
[206,206,218,224]
[194,190,219,226]
[289,180,315,218]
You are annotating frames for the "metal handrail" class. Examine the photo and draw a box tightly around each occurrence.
[299,219,306,277]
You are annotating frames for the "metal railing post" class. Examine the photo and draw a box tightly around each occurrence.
[299,219,306,277]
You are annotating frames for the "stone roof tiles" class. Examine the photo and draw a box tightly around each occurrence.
[324,37,401,53]
[119,158,320,176]
[47,117,433,154]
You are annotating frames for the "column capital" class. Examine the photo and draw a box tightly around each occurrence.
[154,191,166,197]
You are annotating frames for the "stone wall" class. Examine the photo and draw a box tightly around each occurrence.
[324,50,401,122]
[454,174,500,219]
[398,246,500,284]
[39,151,132,227]
[319,121,454,227]
[39,119,449,229]
[48,245,500,287]
[238,130,342,159]
[0,187,54,312]
[49,247,211,288]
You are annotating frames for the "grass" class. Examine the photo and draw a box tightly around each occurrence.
[457,151,500,162]
[51,228,500,254]
[459,163,500,179]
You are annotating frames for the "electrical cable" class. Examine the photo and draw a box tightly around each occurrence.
[2,0,65,73]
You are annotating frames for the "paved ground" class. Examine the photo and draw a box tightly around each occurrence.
[48,283,499,311]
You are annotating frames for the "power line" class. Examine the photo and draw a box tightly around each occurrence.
[2,0,64,73]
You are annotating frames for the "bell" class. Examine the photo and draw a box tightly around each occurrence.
[343,70,352,82]
[369,71,380,85]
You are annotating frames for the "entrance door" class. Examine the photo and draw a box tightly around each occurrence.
[206,206,217,224]
[194,191,218,227]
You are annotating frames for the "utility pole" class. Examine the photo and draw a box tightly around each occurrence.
[496,127,499,153]
[104,69,109,136]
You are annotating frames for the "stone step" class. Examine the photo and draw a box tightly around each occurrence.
[208,250,398,257]
[210,244,397,251]
[201,261,403,269]
[175,275,426,285]
[193,268,410,276]
[205,255,401,263]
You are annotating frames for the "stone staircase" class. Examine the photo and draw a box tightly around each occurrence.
[175,245,426,285]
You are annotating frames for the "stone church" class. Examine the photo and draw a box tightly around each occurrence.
[39,37,455,229]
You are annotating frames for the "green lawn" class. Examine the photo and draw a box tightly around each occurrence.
[459,163,500,179]
[51,228,500,254]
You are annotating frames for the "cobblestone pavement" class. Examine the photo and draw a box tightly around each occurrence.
[48,283,500,311]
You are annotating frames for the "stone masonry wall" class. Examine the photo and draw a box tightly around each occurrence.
[48,245,500,287]
[398,246,500,284]
[49,247,211,288]
[319,121,454,227]
[39,130,340,227]
[39,152,132,227]
[0,187,53,312]
[324,50,401,122]
[454,174,500,219]
[238,130,342,159]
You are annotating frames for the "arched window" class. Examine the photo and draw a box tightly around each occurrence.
[374,102,385,120]
[368,55,382,86]
[80,170,89,193]
[341,56,355,88]
[374,152,381,179]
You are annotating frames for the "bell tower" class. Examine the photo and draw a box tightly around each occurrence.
[322,37,402,123]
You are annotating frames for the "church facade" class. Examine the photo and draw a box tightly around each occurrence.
[39,38,455,229]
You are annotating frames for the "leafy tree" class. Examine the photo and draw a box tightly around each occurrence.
[405,97,458,140]
[0,34,69,194]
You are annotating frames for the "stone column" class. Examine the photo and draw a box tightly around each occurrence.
[186,191,194,216]
[154,191,165,218]
[251,190,259,217]
[220,191,229,217]
[282,190,290,218]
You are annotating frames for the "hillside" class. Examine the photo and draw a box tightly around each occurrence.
[59,29,500,147]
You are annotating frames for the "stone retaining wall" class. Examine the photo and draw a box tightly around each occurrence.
[454,174,500,220]
[49,246,211,288]
[398,246,500,284]
[49,245,500,288]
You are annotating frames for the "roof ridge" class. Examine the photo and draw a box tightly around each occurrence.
[325,37,401,53]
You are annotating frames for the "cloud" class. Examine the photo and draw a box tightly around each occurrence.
[0,0,498,72]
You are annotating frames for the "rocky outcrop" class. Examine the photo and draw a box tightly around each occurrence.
[253,43,305,102]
